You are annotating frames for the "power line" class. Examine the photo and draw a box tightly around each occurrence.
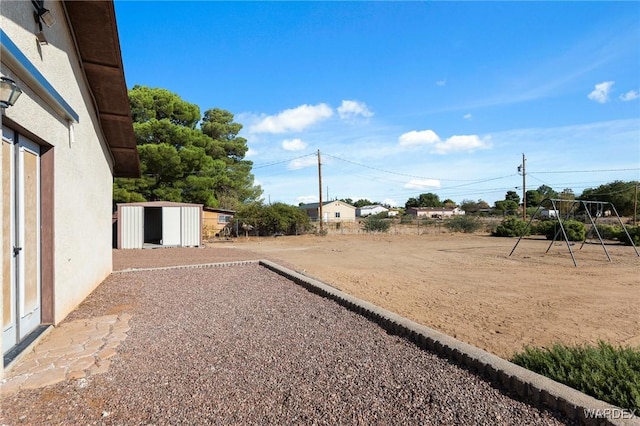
[528,168,640,174]
[252,153,316,169]
[323,152,478,182]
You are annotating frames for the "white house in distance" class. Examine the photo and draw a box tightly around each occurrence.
[356,204,389,217]
[300,200,357,222]
[406,207,466,218]
[1,1,139,370]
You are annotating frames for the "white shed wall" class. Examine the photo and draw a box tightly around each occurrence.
[120,206,144,249]
[181,206,201,247]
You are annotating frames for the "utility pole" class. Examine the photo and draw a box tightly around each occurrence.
[317,149,323,233]
[634,181,638,226]
[521,154,526,220]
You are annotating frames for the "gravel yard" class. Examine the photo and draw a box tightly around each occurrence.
[1,261,572,425]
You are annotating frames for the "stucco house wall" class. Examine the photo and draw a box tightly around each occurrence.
[301,200,356,222]
[1,0,138,369]
[203,207,235,238]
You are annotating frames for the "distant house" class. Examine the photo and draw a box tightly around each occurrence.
[300,200,356,222]
[387,209,400,217]
[2,1,139,365]
[202,207,235,238]
[406,207,465,218]
[356,205,389,217]
[540,209,559,219]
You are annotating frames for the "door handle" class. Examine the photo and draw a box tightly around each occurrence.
[13,246,22,256]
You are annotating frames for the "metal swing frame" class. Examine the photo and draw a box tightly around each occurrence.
[510,198,639,266]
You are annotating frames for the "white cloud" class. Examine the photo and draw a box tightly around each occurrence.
[249,103,333,133]
[288,156,317,170]
[436,79,447,86]
[398,130,440,147]
[620,90,639,101]
[245,147,257,157]
[337,100,374,120]
[382,198,398,207]
[297,195,317,204]
[398,129,490,154]
[434,135,491,154]
[404,179,441,189]
[588,81,614,103]
[463,113,472,120]
[282,138,307,151]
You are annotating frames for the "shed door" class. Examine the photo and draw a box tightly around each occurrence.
[181,207,200,247]
[3,131,41,353]
[162,207,181,246]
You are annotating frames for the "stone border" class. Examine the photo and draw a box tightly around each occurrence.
[113,260,261,274]
[259,259,639,426]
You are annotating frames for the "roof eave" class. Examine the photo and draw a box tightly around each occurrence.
[63,0,140,178]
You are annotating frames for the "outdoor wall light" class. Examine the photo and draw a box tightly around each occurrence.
[32,0,55,28]
[36,29,48,45]
[0,77,23,108]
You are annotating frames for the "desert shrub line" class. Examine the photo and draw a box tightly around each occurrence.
[511,341,640,412]
[362,216,391,233]
[492,217,530,237]
[444,215,482,233]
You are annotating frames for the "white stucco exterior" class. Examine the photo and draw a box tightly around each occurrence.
[1,1,134,369]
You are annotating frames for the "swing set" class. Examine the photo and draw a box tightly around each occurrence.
[510,198,639,266]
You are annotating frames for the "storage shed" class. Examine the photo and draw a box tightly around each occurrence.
[115,201,203,249]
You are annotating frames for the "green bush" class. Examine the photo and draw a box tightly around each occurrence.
[531,219,585,241]
[400,215,414,224]
[619,225,640,246]
[233,202,312,236]
[595,224,621,240]
[512,342,640,411]
[531,220,555,237]
[492,217,530,237]
[363,216,391,233]
[444,215,482,233]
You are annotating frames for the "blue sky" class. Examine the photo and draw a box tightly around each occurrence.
[114,1,640,207]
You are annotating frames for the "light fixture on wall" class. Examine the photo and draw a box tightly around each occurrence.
[32,0,55,27]
[36,29,48,45]
[32,0,54,44]
[0,77,23,108]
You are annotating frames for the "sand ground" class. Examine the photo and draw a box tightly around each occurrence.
[218,232,640,359]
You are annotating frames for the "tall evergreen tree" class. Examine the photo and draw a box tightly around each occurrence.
[113,86,262,209]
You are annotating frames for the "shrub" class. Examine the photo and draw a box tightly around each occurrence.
[444,215,482,233]
[492,217,530,237]
[234,202,312,236]
[553,220,585,241]
[531,219,585,241]
[512,342,640,412]
[619,225,640,246]
[400,215,414,224]
[363,216,391,233]
[594,224,621,241]
[531,220,555,237]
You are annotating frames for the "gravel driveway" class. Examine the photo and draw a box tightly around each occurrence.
[1,248,572,425]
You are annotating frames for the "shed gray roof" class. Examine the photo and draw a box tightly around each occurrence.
[117,201,203,208]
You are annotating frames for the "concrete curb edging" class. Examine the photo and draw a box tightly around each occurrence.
[113,260,261,274]
[259,259,639,426]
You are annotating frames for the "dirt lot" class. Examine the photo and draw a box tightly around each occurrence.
[217,232,640,359]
